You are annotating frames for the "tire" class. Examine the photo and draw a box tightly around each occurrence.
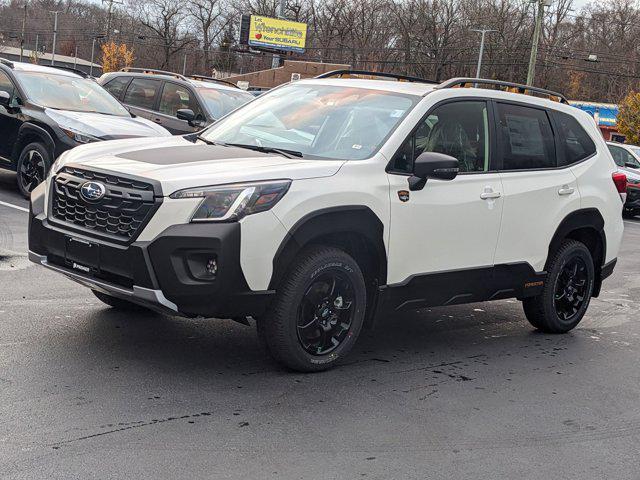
[622,208,636,219]
[92,290,149,312]
[522,240,595,333]
[16,142,51,198]
[259,246,367,372]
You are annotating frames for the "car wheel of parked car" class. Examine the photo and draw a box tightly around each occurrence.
[523,240,595,333]
[92,290,149,312]
[260,246,367,372]
[16,142,50,198]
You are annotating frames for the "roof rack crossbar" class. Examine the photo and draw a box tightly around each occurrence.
[438,78,569,104]
[120,67,188,81]
[188,75,239,88]
[0,58,15,68]
[315,69,438,85]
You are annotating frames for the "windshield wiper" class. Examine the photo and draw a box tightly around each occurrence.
[225,143,304,159]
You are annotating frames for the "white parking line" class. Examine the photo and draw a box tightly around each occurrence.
[0,200,28,213]
[624,221,640,227]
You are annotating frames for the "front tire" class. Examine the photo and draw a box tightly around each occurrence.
[523,240,595,333]
[260,246,367,372]
[16,142,50,198]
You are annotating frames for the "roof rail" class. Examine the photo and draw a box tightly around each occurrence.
[0,58,14,68]
[315,69,437,85]
[120,67,188,81]
[188,75,239,88]
[49,65,89,78]
[438,78,569,104]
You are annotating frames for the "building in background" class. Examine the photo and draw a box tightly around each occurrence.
[570,101,624,142]
[0,46,101,76]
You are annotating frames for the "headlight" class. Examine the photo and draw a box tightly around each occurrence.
[61,127,100,144]
[170,180,291,222]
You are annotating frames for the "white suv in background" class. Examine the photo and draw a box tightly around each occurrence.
[28,72,625,372]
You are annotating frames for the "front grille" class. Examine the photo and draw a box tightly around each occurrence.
[50,167,159,242]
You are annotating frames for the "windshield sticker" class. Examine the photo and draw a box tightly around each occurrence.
[352,144,362,150]
[390,109,405,118]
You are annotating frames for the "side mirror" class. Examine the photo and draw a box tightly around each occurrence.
[409,152,459,191]
[0,91,10,108]
[625,162,639,169]
[176,108,195,122]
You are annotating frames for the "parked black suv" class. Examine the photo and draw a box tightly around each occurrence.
[98,69,255,135]
[0,59,170,197]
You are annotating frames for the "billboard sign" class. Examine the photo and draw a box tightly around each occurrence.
[243,15,307,53]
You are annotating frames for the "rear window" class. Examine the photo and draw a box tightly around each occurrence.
[552,111,596,166]
[123,78,161,110]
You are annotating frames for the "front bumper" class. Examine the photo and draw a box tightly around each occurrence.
[29,185,274,318]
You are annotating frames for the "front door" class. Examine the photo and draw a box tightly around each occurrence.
[386,100,504,305]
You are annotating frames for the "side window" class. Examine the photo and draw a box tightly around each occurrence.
[390,101,490,173]
[158,82,202,117]
[0,71,15,99]
[552,111,596,166]
[123,78,161,110]
[103,76,131,99]
[497,103,556,170]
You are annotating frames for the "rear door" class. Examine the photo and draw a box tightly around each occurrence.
[121,77,162,124]
[493,102,580,272]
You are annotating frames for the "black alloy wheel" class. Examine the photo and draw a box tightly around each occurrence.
[297,270,356,356]
[553,256,589,322]
[17,143,50,198]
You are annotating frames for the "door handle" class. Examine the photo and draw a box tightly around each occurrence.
[480,188,502,200]
[558,185,575,196]
[153,118,162,124]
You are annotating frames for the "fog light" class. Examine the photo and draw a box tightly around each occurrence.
[206,258,218,277]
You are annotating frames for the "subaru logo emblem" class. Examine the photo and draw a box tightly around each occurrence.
[80,181,106,201]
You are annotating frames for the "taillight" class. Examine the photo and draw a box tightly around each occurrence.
[612,172,627,200]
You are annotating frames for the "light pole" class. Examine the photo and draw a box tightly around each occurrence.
[102,0,123,42]
[271,0,286,69]
[90,34,106,77]
[471,28,497,78]
[526,0,552,86]
[50,11,60,66]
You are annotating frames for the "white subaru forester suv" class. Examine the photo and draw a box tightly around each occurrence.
[29,72,625,372]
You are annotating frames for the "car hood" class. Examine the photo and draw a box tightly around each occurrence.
[46,108,171,138]
[54,136,345,195]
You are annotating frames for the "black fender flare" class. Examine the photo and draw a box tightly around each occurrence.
[11,123,56,163]
[269,205,388,290]
[547,208,607,296]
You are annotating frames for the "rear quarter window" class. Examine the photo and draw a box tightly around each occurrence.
[552,111,596,166]
[103,76,131,100]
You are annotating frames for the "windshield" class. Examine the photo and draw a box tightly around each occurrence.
[197,87,254,119]
[201,83,419,160]
[16,71,129,116]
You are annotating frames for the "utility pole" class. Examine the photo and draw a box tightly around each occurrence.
[102,0,123,42]
[182,53,187,75]
[526,0,550,86]
[34,34,39,63]
[50,11,60,66]
[90,34,105,77]
[73,45,78,68]
[271,0,286,69]
[471,28,497,78]
[19,4,27,62]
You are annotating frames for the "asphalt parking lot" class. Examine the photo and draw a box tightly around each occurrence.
[1,169,640,480]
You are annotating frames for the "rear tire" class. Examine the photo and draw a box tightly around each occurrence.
[16,142,50,198]
[523,240,595,333]
[259,246,367,372]
[92,290,148,312]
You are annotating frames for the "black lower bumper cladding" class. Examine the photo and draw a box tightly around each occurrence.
[28,184,274,319]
